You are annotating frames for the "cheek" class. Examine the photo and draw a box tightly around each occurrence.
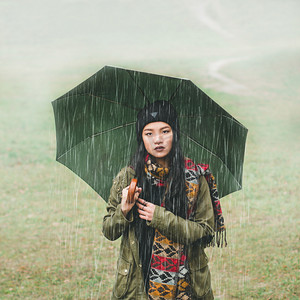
[142,137,152,152]
[168,135,173,147]
[165,135,173,152]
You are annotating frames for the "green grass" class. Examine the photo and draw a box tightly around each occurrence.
[203,51,300,299]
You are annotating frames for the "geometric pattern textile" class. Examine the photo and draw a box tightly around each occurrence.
[147,158,200,299]
[146,156,225,298]
[198,163,227,247]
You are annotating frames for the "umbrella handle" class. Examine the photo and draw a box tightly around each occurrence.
[127,178,138,203]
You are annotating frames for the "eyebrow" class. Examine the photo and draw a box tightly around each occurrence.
[143,126,171,132]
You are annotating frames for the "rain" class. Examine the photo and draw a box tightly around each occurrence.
[1,0,299,299]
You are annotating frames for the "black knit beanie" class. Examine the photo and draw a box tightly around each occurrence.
[136,100,180,143]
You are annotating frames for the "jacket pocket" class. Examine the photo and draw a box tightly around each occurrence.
[189,265,212,298]
[188,247,209,270]
[113,257,132,298]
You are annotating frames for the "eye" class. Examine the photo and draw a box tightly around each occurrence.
[145,132,152,136]
[162,130,170,134]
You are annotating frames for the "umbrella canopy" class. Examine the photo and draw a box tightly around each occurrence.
[52,66,248,201]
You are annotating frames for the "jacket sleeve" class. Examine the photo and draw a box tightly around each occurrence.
[102,167,135,241]
[147,175,215,245]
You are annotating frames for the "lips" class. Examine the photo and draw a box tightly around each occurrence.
[154,146,165,151]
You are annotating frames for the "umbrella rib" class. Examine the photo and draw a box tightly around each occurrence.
[182,132,242,188]
[56,122,135,160]
[168,81,183,102]
[87,93,140,111]
[178,114,248,128]
[57,92,140,111]
[91,121,136,137]
[125,70,150,104]
[220,114,248,129]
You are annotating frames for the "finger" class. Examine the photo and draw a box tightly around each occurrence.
[137,199,144,206]
[138,209,147,217]
[134,190,141,201]
[138,214,144,219]
[138,198,146,205]
[128,196,137,204]
[136,202,148,211]
[138,213,148,220]
[138,206,147,214]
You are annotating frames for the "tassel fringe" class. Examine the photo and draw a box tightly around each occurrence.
[207,230,227,248]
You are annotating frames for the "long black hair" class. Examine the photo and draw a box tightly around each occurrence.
[131,126,187,218]
[131,101,188,289]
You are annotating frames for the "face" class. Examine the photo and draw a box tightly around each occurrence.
[142,122,173,163]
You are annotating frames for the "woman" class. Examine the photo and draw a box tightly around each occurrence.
[103,100,217,299]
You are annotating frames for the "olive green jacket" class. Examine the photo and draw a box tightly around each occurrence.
[102,167,215,299]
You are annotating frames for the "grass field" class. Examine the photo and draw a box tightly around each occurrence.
[1,1,299,299]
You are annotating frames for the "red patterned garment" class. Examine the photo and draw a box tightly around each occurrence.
[145,156,225,299]
[145,156,227,299]
[196,162,227,247]
[148,230,191,299]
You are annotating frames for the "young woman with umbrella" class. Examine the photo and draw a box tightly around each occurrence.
[103,100,219,299]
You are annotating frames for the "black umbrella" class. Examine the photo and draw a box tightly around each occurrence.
[52,66,248,200]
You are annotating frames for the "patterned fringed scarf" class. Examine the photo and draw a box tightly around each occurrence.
[196,163,227,247]
[144,156,226,299]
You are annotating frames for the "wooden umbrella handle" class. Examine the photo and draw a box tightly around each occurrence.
[127,178,138,203]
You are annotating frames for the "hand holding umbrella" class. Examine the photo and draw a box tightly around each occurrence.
[121,180,142,217]
[122,178,155,220]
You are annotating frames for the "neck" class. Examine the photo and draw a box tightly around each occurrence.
[155,157,170,168]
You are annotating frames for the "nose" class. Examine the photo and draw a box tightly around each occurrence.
[153,133,162,144]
